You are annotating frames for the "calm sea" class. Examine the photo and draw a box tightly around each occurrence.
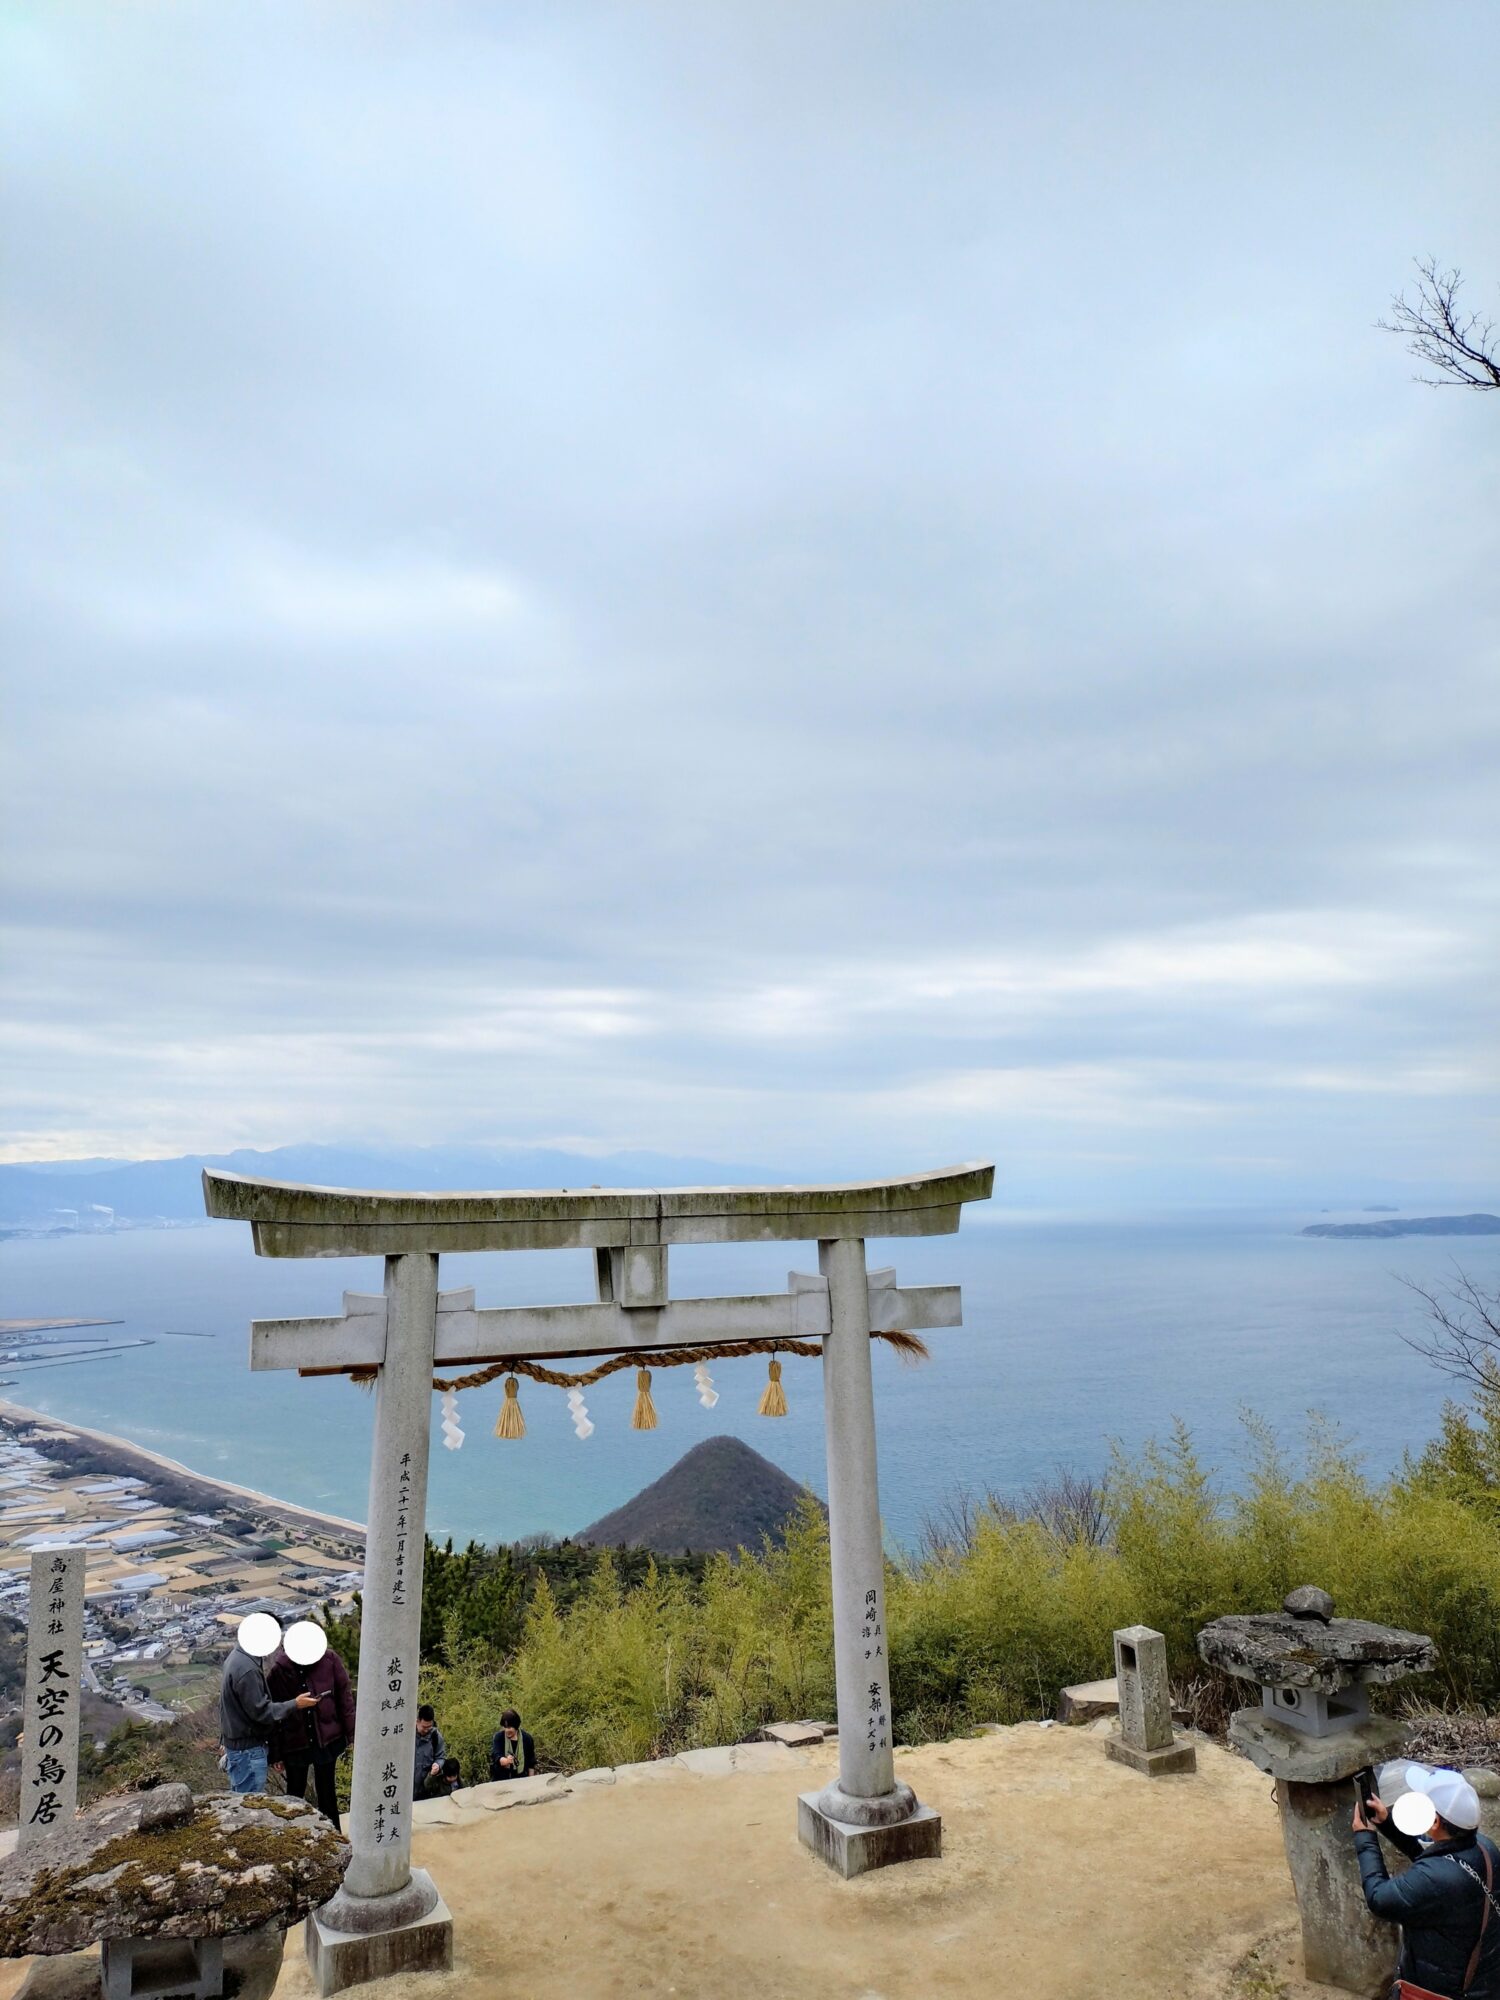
[1,1215,1493,1552]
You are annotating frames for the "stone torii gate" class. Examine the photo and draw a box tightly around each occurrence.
[204,1161,993,1994]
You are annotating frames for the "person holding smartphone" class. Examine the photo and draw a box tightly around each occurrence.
[1353,1763,1500,1999]
[267,1619,356,1831]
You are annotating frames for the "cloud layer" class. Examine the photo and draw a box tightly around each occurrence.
[4,3,1498,1201]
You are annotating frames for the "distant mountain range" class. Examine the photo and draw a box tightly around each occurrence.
[576,1436,824,1556]
[1301,1214,1500,1240]
[0,1144,764,1229]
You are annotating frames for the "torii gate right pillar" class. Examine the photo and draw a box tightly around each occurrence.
[797,1236,942,1875]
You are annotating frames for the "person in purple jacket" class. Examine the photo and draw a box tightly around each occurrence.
[268,1619,356,1832]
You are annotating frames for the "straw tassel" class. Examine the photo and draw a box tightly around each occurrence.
[631,1368,658,1431]
[493,1374,526,1439]
[757,1356,788,1417]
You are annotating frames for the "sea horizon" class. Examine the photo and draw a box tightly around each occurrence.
[1,1207,1495,1553]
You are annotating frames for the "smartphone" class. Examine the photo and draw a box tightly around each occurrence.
[1354,1766,1379,1812]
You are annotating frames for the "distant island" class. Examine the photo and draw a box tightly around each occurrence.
[576,1435,823,1556]
[1301,1214,1500,1240]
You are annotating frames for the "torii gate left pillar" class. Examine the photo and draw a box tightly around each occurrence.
[205,1162,993,1992]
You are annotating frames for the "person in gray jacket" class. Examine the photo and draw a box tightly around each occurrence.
[219,1612,317,1795]
[413,1706,446,1797]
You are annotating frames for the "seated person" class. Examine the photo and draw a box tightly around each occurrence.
[412,1704,445,1800]
[489,1708,536,1780]
[425,1755,463,1798]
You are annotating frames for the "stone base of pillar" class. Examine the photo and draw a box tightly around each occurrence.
[305,1872,453,1996]
[797,1792,942,1878]
[1104,1734,1197,1778]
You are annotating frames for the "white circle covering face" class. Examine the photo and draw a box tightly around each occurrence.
[1393,1790,1439,1837]
[284,1620,329,1667]
[237,1612,282,1658]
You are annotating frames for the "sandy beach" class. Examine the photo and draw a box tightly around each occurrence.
[0,1397,365,1543]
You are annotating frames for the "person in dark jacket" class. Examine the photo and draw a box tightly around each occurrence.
[422,1756,463,1799]
[1354,1763,1500,1999]
[489,1709,535,1781]
[413,1705,445,1799]
[267,1620,356,1831]
[219,1612,318,1796]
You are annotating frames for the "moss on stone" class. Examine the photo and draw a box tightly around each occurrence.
[0,1798,346,1957]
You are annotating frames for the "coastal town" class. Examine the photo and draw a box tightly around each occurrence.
[0,1407,363,1729]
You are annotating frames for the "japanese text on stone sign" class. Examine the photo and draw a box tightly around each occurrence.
[374,1655,407,1840]
[861,1585,888,1753]
[21,1551,83,1847]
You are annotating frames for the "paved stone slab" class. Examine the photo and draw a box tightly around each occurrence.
[1057,1678,1119,1725]
[758,1721,832,1747]
[612,1759,690,1786]
[673,1746,741,1777]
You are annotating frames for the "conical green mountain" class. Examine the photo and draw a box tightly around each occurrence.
[576,1435,823,1556]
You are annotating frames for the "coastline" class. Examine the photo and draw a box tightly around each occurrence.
[0,1396,366,1543]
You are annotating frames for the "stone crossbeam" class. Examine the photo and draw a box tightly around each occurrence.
[204,1162,994,1258]
[251,1271,963,1375]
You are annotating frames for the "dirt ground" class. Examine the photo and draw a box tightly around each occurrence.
[253,1725,1363,2000]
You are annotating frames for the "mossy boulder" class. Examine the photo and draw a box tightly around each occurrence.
[0,1786,349,1958]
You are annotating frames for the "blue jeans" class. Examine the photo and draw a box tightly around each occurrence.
[225,1744,268,1794]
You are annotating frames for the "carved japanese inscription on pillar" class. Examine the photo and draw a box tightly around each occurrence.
[20,1548,85,1850]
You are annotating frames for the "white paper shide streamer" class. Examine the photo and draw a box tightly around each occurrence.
[440,1387,465,1451]
[566,1387,595,1439]
[694,1363,719,1409]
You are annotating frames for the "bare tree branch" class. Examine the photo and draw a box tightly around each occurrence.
[1396,1268,1500,1393]
[1378,258,1500,391]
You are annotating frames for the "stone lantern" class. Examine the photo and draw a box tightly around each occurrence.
[1198,1586,1436,1995]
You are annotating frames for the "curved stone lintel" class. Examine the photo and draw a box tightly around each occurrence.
[203,1164,996,1258]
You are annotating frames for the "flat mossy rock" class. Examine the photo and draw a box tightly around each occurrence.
[0,1789,348,1958]
[1198,1612,1435,1689]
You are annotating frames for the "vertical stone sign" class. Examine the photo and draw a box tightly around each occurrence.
[20,1548,85,1850]
[1105,1625,1195,1777]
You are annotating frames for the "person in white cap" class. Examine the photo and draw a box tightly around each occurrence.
[1353,1761,1500,1998]
[218,1612,318,1797]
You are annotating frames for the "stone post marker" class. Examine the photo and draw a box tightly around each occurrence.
[19,1548,85,1850]
[1105,1626,1196,1777]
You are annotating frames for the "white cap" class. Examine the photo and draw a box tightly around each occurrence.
[237,1611,282,1658]
[283,1620,328,1667]
[1406,1762,1482,1832]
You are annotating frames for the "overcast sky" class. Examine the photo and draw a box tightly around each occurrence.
[3,3,1497,1205]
